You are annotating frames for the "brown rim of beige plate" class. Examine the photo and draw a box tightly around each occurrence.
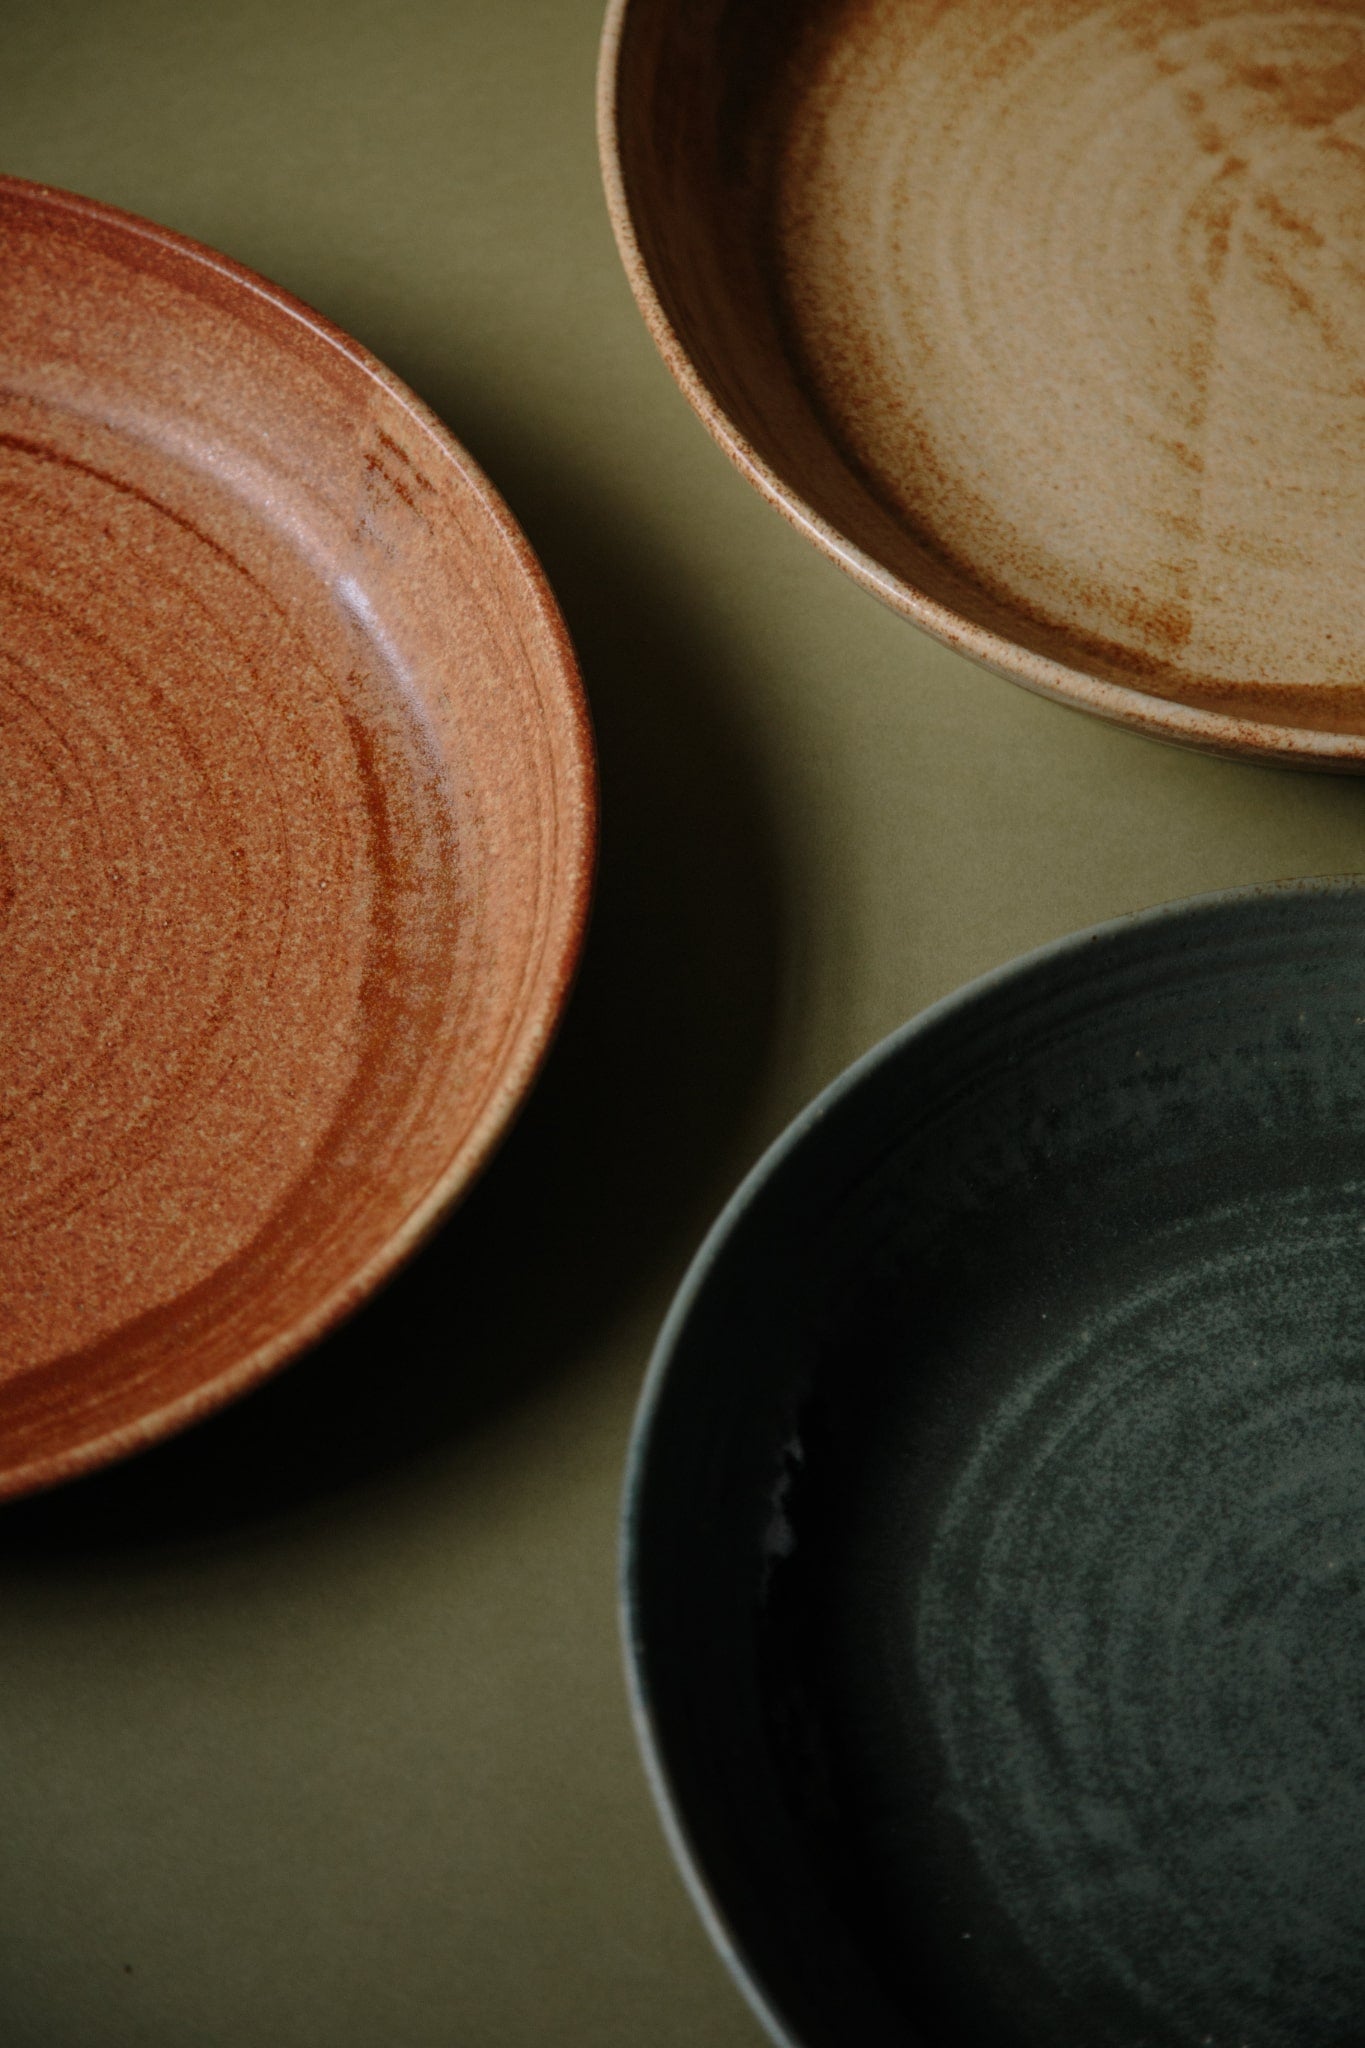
[0,176,596,1498]
[599,0,1365,770]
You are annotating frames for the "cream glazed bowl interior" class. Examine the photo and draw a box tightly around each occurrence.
[600,0,1365,767]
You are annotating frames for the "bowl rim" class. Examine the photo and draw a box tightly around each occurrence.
[596,0,1365,772]
[0,175,599,1498]
[620,871,1365,2048]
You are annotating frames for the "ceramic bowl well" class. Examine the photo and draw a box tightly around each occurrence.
[626,879,1365,2048]
[601,0,1365,766]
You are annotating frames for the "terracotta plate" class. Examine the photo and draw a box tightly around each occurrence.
[626,878,1365,2047]
[0,179,595,1498]
[601,0,1365,766]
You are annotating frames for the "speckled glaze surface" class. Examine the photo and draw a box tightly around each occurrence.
[0,179,595,1498]
[626,879,1365,2047]
[600,0,1365,765]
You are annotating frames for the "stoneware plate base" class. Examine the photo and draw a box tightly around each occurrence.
[0,179,595,1498]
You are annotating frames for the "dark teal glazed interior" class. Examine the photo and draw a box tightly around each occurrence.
[626,879,1365,2048]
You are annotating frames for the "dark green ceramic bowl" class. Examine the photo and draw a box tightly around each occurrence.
[625,879,1365,2048]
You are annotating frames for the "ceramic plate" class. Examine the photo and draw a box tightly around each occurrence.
[0,179,595,1497]
[602,0,1365,766]
[626,878,1365,2046]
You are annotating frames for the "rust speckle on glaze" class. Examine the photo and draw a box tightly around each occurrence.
[0,177,597,1497]
[600,0,1365,766]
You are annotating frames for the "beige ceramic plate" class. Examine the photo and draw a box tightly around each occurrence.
[0,178,596,1497]
[601,0,1365,766]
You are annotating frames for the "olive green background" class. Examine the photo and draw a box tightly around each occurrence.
[3,3,1365,2043]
